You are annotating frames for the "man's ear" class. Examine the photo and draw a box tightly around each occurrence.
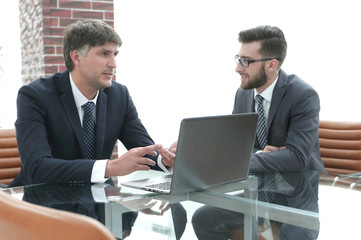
[266,58,279,73]
[69,50,81,67]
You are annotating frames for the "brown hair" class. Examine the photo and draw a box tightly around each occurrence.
[63,19,122,71]
[238,25,287,68]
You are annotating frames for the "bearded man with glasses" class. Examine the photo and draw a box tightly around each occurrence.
[191,25,324,240]
[233,25,324,173]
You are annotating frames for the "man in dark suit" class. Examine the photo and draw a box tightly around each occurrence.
[11,19,175,187]
[232,25,324,172]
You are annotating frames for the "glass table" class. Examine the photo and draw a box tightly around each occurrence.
[2,170,361,239]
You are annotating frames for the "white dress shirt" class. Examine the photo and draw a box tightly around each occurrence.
[254,76,278,153]
[254,76,279,123]
[69,73,108,183]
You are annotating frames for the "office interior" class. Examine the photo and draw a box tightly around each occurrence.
[0,0,360,239]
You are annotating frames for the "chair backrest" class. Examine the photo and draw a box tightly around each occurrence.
[0,129,21,186]
[0,190,116,240]
[0,129,116,185]
[319,120,361,174]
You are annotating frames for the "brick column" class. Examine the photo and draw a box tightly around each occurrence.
[19,0,115,84]
[18,0,118,159]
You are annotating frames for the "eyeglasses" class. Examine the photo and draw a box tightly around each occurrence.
[234,55,281,67]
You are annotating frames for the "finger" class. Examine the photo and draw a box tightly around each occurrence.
[144,150,158,157]
[162,155,175,167]
[163,158,175,167]
[169,147,177,154]
[160,147,175,160]
[168,141,178,152]
[140,157,156,166]
[135,164,151,171]
[137,144,163,156]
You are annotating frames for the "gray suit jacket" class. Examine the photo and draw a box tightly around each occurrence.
[233,70,325,172]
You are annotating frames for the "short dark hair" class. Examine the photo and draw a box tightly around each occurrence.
[238,25,287,68]
[63,19,122,71]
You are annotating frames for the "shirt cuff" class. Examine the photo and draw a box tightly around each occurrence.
[91,183,109,202]
[157,154,172,173]
[91,159,109,183]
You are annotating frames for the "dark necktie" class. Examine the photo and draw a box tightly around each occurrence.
[257,172,276,226]
[82,102,96,159]
[78,187,97,219]
[256,95,267,149]
[255,96,274,226]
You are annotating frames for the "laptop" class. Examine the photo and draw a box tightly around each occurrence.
[121,113,258,195]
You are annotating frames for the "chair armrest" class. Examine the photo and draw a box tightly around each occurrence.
[0,183,9,189]
[331,172,361,189]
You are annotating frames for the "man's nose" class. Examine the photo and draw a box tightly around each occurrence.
[108,56,117,68]
[235,62,245,73]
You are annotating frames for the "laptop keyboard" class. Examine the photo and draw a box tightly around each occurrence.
[145,181,171,190]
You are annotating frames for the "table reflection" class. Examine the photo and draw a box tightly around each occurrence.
[22,183,138,239]
[192,171,320,240]
[21,181,188,239]
[4,171,323,239]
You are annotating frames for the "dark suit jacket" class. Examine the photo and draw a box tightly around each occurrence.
[233,70,325,172]
[11,71,162,186]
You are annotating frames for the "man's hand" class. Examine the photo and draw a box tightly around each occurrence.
[263,145,286,153]
[105,144,162,177]
[159,141,177,167]
[140,201,171,216]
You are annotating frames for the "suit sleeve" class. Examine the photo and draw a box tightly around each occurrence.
[250,85,321,172]
[115,86,163,171]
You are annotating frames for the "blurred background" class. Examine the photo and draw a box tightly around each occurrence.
[1,0,360,149]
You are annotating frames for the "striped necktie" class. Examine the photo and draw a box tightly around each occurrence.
[256,95,267,149]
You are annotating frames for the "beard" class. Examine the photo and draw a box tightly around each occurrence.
[240,64,267,90]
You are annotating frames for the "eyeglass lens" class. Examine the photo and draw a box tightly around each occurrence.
[235,55,248,67]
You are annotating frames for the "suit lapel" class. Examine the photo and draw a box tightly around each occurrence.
[58,72,108,159]
[58,72,85,156]
[95,89,107,158]
[267,70,287,130]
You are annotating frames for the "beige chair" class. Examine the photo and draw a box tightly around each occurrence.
[319,120,361,174]
[0,129,21,187]
[0,190,116,240]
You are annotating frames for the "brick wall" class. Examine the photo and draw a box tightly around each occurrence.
[19,0,45,85]
[18,0,118,159]
[19,0,115,84]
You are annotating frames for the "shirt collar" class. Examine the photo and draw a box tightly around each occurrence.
[254,76,279,102]
[69,72,99,108]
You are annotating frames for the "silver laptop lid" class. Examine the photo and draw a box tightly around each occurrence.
[169,113,258,195]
